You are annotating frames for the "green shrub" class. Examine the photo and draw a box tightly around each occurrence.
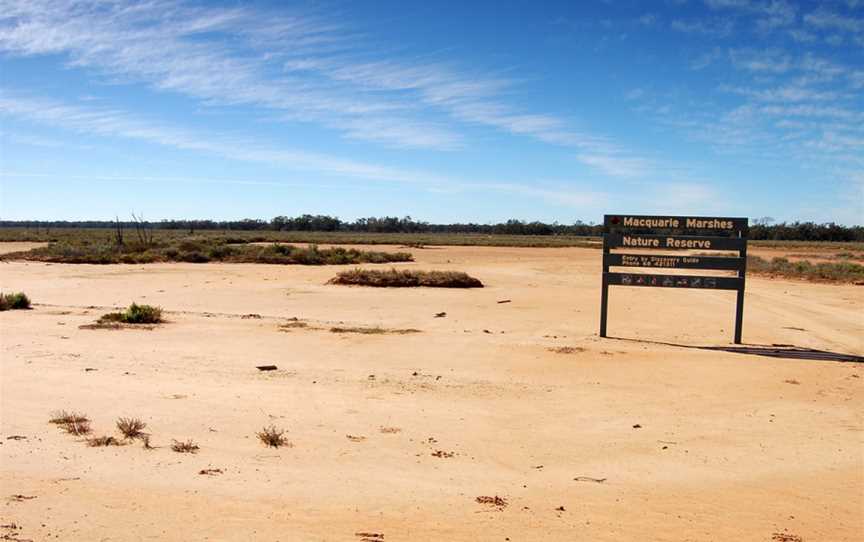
[98,303,163,324]
[0,292,31,311]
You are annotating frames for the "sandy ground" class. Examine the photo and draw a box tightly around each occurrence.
[1,243,862,541]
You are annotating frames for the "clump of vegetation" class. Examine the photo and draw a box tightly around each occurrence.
[170,439,199,453]
[87,435,123,447]
[476,495,508,508]
[1,236,413,266]
[0,292,31,311]
[548,346,585,354]
[116,417,148,440]
[99,303,163,325]
[327,268,483,288]
[329,326,421,335]
[49,410,89,425]
[257,425,290,448]
[49,410,92,436]
[279,318,309,330]
[748,255,864,283]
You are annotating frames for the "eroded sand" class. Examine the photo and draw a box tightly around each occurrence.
[1,244,861,541]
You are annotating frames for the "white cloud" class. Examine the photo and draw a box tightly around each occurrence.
[704,0,797,29]
[0,0,651,177]
[0,91,618,209]
[671,18,735,37]
[729,48,793,73]
[804,9,864,32]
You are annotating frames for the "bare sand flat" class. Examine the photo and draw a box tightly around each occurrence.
[1,245,861,541]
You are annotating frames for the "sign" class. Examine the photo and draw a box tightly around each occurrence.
[600,214,748,343]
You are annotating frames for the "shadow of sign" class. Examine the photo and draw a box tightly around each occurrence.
[705,345,864,363]
[608,336,863,363]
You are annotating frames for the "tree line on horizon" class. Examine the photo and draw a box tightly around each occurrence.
[1,215,862,242]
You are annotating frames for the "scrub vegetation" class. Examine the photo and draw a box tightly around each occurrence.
[99,303,164,325]
[0,292,31,311]
[327,268,484,288]
[0,235,413,265]
[747,255,864,283]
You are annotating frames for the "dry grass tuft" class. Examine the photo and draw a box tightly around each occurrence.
[329,325,421,335]
[327,268,483,288]
[476,495,508,508]
[116,417,148,440]
[257,425,291,448]
[60,419,92,436]
[49,410,89,425]
[379,426,401,434]
[279,319,309,330]
[170,439,200,453]
[49,411,92,435]
[87,435,123,447]
[547,346,585,354]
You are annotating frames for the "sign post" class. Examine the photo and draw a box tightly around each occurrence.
[599,214,748,343]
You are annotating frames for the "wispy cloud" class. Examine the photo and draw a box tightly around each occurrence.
[0,90,616,209]
[671,18,735,37]
[0,0,651,176]
[704,0,798,29]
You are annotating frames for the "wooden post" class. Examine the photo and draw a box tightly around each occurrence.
[734,229,747,344]
[600,234,610,337]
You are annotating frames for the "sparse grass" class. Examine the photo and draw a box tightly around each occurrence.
[548,346,585,354]
[98,303,163,324]
[329,325,421,335]
[170,439,199,453]
[59,418,92,436]
[279,319,309,330]
[327,268,483,288]
[257,425,291,448]
[0,292,31,311]
[87,435,123,447]
[49,410,92,435]
[116,417,148,440]
[49,410,89,425]
[748,255,864,283]
[476,495,508,508]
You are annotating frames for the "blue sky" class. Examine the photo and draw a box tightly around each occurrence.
[0,0,862,224]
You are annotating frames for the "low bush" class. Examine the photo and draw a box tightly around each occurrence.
[87,435,123,447]
[171,439,199,453]
[0,292,31,311]
[49,410,92,436]
[116,417,148,440]
[327,268,483,288]
[257,425,290,448]
[99,303,163,325]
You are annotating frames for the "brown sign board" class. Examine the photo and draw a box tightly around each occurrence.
[603,253,744,271]
[606,233,746,251]
[600,214,748,343]
[603,215,748,232]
